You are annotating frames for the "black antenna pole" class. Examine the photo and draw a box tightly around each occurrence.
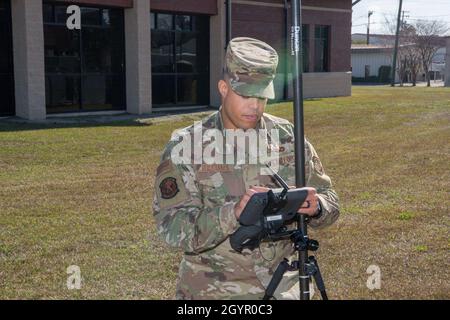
[226,0,232,45]
[290,0,309,300]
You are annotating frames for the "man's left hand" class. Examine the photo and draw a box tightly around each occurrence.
[297,187,320,217]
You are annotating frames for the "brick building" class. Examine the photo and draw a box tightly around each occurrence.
[0,0,352,120]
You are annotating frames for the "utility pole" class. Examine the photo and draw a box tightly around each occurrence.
[391,0,403,87]
[367,11,373,45]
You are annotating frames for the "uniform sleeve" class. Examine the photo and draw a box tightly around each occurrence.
[152,153,239,254]
[305,140,340,229]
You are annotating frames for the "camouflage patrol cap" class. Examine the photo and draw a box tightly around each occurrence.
[225,37,279,100]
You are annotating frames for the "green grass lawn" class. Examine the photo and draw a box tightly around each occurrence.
[0,86,449,299]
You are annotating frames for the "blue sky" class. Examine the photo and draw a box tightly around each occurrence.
[352,0,450,35]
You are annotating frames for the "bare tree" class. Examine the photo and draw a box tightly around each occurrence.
[383,16,418,85]
[400,25,421,86]
[397,51,408,86]
[413,20,448,86]
[405,44,421,86]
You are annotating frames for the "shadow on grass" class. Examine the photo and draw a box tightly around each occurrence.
[0,107,218,132]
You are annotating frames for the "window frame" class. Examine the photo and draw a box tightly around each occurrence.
[43,2,127,113]
[313,25,330,73]
[151,11,210,108]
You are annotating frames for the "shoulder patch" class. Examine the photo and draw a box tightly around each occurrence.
[159,177,179,199]
[155,160,189,209]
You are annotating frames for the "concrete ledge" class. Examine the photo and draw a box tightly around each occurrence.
[303,72,352,98]
[46,110,127,118]
[280,72,352,100]
[152,105,210,112]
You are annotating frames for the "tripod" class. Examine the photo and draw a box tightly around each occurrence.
[262,226,328,300]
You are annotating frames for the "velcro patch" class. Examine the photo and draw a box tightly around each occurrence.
[159,177,179,199]
[155,160,188,209]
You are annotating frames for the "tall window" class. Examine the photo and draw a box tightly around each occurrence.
[0,0,14,116]
[302,25,309,73]
[151,12,209,107]
[44,4,126,113]
[314,25,330,72]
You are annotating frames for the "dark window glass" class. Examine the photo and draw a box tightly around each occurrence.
[81,74,125,111]
[314,25,330,72]
[157,13,172,30]
[82,24,125,73]
[302,25,309,72]
[55,5,68,24]
[109,74,126,109]
[177,76,197,104]
[82,28,109,72]
[176,32,197,73]
[151,12,209,107]
[81,74,107,109]
[45,75,81,113]
[81,7,101,26]
[44,25,81,73]
[0,9,11,73]
[0,0,15,116]
[43,4,54,23]
[152,30,174,73]
[44,3,125,113]
[0,74,14,115]
[152,75,176,105]
[175,15,191,31]
[191,16,197,32]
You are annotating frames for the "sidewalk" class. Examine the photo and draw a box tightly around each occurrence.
[0,107,217,125]
[410,80,445,87]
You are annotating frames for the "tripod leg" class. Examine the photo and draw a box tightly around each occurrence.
[309,256,328,300]
[263,258,290,300]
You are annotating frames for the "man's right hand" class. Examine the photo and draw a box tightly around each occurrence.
[234,186,270,220]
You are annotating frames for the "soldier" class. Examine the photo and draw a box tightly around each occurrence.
[153,37,339,300]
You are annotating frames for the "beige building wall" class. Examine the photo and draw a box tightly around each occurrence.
[285,72,352,100]
[11,0,46,120]
[125,0,152,114]
[209,0,226,108]
[303,72,352,98]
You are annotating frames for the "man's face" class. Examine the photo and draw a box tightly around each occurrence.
[218,79,268,130]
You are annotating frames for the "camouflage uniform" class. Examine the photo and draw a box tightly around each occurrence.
[152,38,339,300]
